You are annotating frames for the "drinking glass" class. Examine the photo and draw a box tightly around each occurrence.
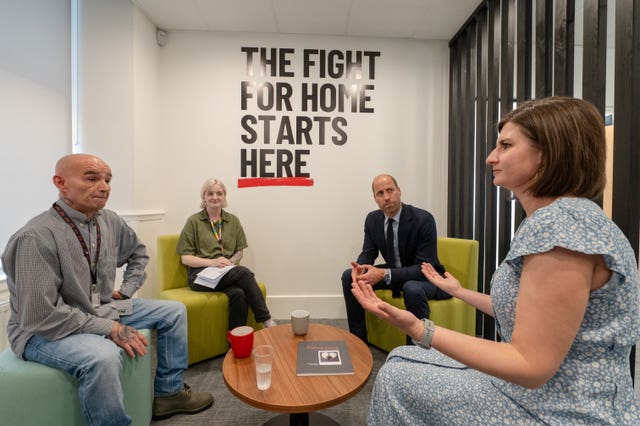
[253,345,274,390]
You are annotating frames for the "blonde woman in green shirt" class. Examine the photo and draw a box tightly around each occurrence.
[176,178,276,330]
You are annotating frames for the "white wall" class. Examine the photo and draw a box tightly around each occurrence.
[148,31,450,318]
[77,0,135,210]
[0,0,71,350]
[0,0,71,253]
[1,0,450,321]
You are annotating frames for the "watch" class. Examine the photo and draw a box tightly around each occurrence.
[412,318,435,349]
[383,268,391,285]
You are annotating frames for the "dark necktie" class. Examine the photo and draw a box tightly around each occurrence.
[386,218,395,267]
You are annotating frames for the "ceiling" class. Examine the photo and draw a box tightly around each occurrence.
[132,0,481,41]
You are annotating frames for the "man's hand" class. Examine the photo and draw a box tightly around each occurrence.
[111,290,129,300]
[109,322,148,358]
[350,261,385,286]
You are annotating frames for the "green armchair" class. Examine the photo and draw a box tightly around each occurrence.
[157,234,266,365]
[365,237,479,352]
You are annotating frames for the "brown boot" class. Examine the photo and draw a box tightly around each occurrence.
[152,384,214,420]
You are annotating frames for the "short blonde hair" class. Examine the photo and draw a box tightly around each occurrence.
[200,178,228,209]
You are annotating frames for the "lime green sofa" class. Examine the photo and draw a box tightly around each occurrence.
[0,329,152,426]
[365,237,479,352]
[157,234,265,365]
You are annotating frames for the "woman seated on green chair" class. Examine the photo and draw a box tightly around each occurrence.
[176,178,276,330]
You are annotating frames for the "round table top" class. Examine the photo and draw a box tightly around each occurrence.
[222,323,373,414]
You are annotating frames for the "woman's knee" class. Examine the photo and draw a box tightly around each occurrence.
[232,265,255,280]
[225,286,247,303]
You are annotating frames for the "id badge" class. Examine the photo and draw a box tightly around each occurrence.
[91,283,100,308]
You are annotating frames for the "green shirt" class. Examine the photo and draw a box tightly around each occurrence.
[176,209,248,259]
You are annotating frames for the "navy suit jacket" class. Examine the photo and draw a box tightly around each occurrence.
[356,203,444,289]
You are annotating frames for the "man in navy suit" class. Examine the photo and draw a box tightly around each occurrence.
[341,174,450,343]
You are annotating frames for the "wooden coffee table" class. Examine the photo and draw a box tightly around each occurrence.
[222,323,373,425]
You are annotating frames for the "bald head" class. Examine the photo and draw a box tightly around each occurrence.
[53,154,112,217]
[371,174,398,192]
[55,154,105,176]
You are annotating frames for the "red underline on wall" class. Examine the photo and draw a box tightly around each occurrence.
[237,177,314,188]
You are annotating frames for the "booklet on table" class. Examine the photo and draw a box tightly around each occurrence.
[296,340,354,376]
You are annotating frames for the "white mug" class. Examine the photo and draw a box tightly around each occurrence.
[290,309,310,335]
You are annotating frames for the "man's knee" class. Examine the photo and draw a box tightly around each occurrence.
[401,281,421,297]
[86,342,124,374]
[341,269,352,288]
[154,299,187,323]
[403,280,437,299]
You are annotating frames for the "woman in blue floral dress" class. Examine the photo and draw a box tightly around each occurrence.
[351,97,640,425]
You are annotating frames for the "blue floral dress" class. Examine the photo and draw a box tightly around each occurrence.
[368,198,640,425]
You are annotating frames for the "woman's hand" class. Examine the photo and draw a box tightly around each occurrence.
[211,257,232,268]
[421,262,462,296]
[351,280,423,339]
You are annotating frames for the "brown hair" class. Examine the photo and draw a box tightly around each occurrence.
[498,97,606,199]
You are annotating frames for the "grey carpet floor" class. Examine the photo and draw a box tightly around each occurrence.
[150,319,388,426]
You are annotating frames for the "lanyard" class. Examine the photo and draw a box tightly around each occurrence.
[209,219,223,252]
[53,203,101,285]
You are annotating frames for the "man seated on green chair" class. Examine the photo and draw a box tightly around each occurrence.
[341,174,450,343]
[1,154,213,425]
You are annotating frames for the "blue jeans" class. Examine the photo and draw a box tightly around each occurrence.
[23,299,188,426]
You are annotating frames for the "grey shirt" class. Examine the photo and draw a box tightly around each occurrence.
[1,199,149,358]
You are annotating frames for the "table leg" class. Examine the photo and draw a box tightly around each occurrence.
[289,413,308,426]
[263,412,340,426]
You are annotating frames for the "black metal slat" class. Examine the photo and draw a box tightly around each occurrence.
[566,0,575,95]
[482,0,501,340]
[474,7,489,338]
[554,0,569,95]
[501,0,516,116]
[462,25,477,240]
[517,0,533,102]
[499,0,516,263]
[456,31,470,236]
[536,0,554,97]
[448,43,461,236]
[582,0,608,115]
[512,0,533,228]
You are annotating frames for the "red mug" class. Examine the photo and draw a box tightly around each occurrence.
[227,326,254,358]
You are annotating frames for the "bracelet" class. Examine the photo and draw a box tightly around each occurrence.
[412,318,435,349]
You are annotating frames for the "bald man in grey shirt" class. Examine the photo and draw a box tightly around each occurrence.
[2,154,213,424]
